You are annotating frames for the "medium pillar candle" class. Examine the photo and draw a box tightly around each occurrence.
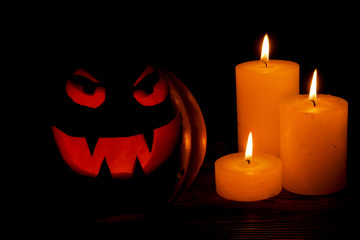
[280,94,348,195]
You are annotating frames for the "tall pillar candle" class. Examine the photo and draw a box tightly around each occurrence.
[236,35,299,156]
[280,70,348,195]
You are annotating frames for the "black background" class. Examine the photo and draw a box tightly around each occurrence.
[25,9,358,147]
[10,4,360,234]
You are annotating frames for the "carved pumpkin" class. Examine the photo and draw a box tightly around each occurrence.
[50,63,206,221]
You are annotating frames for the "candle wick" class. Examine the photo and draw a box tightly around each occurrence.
[261,60,268,68]
[310,99,316,107]
[246,159,251,164]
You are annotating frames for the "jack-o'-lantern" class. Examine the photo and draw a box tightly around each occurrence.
[50,57,206,221]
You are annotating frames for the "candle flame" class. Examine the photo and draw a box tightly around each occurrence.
[260,34,269,64]
[245,132,253,163]
[309,69,317,103]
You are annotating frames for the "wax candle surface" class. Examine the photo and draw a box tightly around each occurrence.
[236,60,299,156]
[280,94,348,195]
[215,152,282,201]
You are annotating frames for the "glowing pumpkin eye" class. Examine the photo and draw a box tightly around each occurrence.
[66,69,105,109]
[133,69,169,106]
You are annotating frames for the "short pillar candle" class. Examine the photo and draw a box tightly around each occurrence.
[215,132,282,201]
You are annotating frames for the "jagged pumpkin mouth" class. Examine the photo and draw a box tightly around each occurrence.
[52,113,181,179]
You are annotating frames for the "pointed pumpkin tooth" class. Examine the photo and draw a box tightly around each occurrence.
[132,157,146,178]
[97,159,112,179]
[85,135,100,155]
[143,129,154,152]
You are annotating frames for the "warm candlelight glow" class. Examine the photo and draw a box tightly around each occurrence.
[236,35,299,156]
[309,69,317,105]
[260,34,269,65]
[245,132,253,163]
[215,128,282,201]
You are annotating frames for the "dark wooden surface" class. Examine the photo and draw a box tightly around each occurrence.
[167,162,355,239]
[79,144,357,239]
